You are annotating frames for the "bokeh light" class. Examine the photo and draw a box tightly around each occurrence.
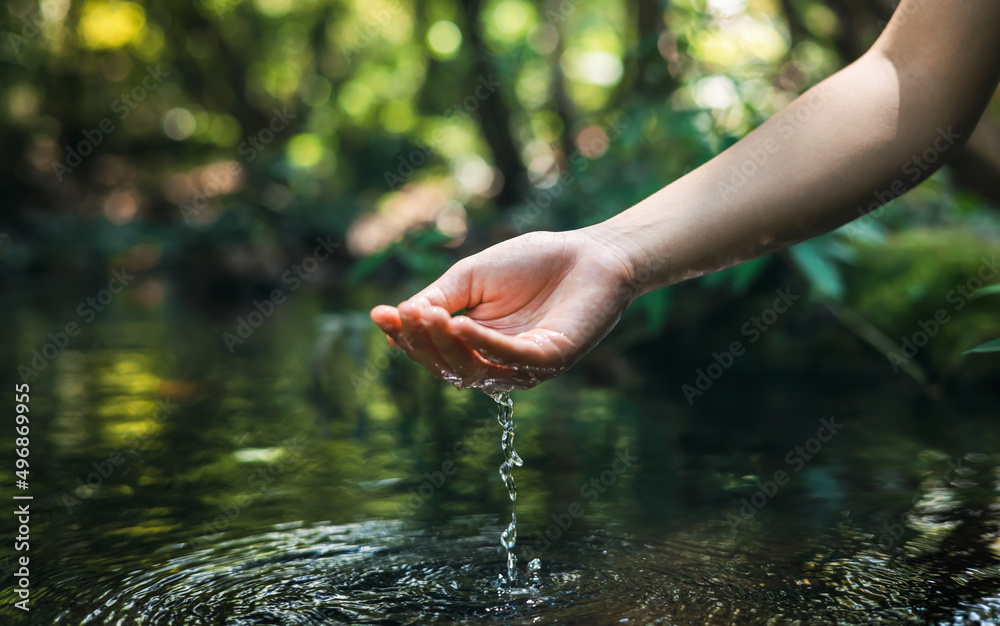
[162,108,197,141]
[253,0,293,18]
[287,133,326,168]
[693,75,740,110]
[78,1,147,50]
[426,21,462,60]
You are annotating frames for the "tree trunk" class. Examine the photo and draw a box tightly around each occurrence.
[457,0,529,208]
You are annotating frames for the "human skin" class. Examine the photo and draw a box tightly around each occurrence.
[371,0,1000,391]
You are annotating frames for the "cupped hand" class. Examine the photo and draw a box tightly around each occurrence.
[369,230,638,391]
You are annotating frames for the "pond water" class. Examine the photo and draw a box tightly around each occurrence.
[1,282,999,624]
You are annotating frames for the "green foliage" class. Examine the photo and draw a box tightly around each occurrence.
[347,229,454,285]
[974,284,1000,298]
[964,339,1000,355]
[2,0,998,378]
[966,283,1000,356]
[846,229,1000,373]
[788,238,847,301]
[701,257,770,294]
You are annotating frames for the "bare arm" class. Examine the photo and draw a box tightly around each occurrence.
[590,0,1000,293]
[372,0,1000,390]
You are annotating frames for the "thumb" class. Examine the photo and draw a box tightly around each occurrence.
[410,257,478,314]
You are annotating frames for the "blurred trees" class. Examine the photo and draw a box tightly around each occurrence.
[2,0,998,239]
[1,0,998,379]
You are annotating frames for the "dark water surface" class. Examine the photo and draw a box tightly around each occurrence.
[1,283,999,624]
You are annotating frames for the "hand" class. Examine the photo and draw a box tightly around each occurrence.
[369,230,638,391]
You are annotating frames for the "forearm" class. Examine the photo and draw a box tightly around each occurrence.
[590,1,1000,295]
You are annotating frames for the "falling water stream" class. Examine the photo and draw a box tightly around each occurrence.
[491,389,532,586]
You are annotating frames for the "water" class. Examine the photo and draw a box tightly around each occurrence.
[3,285,1000,624]
[491,389,525,586]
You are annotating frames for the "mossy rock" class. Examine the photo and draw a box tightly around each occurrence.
[845,228,1000,376]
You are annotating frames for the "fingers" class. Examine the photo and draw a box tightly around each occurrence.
[422,305,491,388]
[370,305,401,334]
[370,302,542,389]
[371,300,553,389]
[396,299,456,382]
[448,316,551,368]
[372,302,451,378]
[371,305,403,348]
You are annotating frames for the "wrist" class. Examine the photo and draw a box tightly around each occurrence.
[586,195,685,293]
[577,221,662,299]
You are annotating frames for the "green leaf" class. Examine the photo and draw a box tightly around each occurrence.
[788,241,845,301]
[412,228,452,247]
[699,258,768,293]
[963,338,1000,355]
[347,249,392,284]
[973,284,1000,298]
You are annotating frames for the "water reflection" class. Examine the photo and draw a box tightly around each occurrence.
[1,287,999,624]
[46,507,1000,624]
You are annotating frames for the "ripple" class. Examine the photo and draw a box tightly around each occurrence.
[63,521,557,625]
[48,516,1000,625]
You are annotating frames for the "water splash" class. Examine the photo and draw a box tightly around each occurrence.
[491,389,523,585]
